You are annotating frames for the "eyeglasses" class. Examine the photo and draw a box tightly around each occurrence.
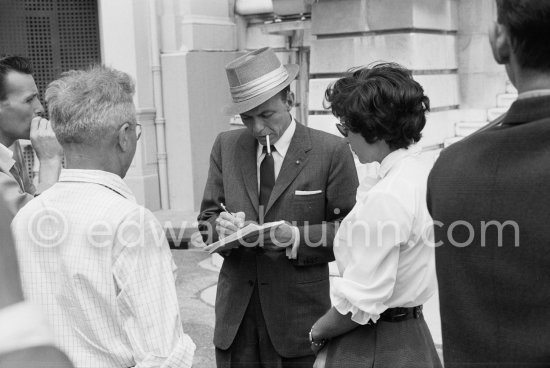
[135,123,142,140]
[335,123,349,138]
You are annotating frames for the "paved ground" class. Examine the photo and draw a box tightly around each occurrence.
[173,249,217,368]
[172,249,442,367]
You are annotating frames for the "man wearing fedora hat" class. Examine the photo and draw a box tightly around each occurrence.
[198,47,359,366]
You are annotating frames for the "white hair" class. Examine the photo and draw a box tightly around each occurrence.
[45,65,135,145]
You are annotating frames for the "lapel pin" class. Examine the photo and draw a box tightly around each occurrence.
[295,160,300,165]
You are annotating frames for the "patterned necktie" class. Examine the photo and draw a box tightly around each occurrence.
[259,145,276,211]
[9,163,25,191]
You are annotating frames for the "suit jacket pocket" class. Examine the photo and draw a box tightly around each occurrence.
[292,191,325,224]
[296,277,329,285]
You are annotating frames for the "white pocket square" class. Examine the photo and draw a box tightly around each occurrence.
[295,190,323,195]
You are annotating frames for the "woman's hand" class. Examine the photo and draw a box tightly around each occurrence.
[309,324,328,354]
[309,307,361,353]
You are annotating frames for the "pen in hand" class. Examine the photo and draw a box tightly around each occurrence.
[220,203,244,229]
[220,202,235,216]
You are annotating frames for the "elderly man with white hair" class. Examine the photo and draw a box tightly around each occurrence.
[11,66,195,368]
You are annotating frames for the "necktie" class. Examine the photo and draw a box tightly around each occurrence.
[9,163,25,191]
[259,145,276,212]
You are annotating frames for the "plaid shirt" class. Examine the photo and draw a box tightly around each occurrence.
[12,169,195,368]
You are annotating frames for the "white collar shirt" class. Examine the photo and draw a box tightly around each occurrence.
[11,169,195,368]
[517,89,550,100]
[331,146,437,324]
[255,117,296,190]
[0,142,15,174]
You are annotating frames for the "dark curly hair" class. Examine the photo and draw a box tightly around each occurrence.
[496,0,550,71]
[325,62,429,150]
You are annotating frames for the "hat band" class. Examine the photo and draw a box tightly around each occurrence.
[230,65,289,103]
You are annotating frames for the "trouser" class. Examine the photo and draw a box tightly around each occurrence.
[215,285,315,368]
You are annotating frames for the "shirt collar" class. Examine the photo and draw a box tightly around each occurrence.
[0,143,15,174]
[59,169,136,202]
[517,89,550,100]
[256,116,296,159]
[378,145,421,179]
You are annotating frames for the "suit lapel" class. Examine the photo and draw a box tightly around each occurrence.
[237,132,259,217]
[266,123,311,214]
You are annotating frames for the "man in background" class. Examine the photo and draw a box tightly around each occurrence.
[0,55,63,214]
[427,0,550,366]
[12,66,195,368]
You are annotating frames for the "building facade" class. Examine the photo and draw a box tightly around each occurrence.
[1,0,509,213]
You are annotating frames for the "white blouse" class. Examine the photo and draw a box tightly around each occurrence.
[331,147,437,325]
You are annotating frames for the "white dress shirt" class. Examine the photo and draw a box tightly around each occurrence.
[0,142,14,161]
[12,169,195,368]
[517,89,550,100]
[331,147,437,325]
[255,117,297,187]
[255,118,300,257]
[0,141,35,215]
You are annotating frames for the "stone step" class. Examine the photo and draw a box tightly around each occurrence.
[496,93,517,109]
[487,107,509,122]
[455,121,488,137]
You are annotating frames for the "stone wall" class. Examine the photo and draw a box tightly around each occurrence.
[159,0,240,212]
[93,0,510,212]
[308,0,460,148]
[456,0,508,110]
[99,0,161,210]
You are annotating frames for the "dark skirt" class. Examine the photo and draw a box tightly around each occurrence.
[324,315,442,368]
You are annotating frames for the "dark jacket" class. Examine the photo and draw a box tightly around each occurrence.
[198,122,358,357]
[427,96,550,367]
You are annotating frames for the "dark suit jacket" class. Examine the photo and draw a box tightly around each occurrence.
[427,96,550,367]
[198,122,358,357]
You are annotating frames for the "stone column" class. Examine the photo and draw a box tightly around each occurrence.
[98,0,162,210]
[159,0,240,212]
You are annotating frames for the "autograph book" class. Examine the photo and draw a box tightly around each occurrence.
[203,220,285,254]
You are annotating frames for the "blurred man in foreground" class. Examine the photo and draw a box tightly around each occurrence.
[0,196,73,368]
[428,0,550,366]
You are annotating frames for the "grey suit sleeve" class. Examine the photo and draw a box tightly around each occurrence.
[0,171,33,216]
[293,141,358,266]
[197,134,223,245]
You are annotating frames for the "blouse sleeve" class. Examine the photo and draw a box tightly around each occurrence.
[331,190,414,325]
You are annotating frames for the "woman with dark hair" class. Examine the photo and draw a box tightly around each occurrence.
[309,63,441,367]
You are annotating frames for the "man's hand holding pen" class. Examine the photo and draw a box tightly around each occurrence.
[215,211,246,239]
[215,203,298,254]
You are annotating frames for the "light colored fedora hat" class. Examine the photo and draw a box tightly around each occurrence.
[223,47,299,115]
